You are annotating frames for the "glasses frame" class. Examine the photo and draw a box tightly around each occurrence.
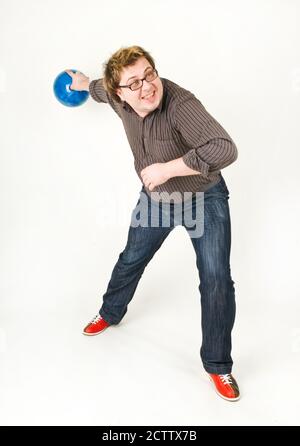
[118,68,158,91]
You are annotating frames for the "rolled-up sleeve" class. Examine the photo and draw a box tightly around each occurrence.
[89,78,123,118]
[175,96,238,176]
[89,78,109,103]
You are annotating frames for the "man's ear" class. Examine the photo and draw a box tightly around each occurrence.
[116,88,123,101]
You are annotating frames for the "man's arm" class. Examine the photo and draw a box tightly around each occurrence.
[165,157,200,178]
[174,96,238,176]
[66,70,122,117]
[141,96,238,191]
[66,70,109,103]
[89,79,110,103]
[140,158,200,192]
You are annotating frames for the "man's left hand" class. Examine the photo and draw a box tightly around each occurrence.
[140,163,171,191]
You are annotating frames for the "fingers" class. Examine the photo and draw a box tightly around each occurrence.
[142,175,150,187]
[140,171,146,182]
[141,172,150,183]
[143,177,155,191]
[140,169,155,191]
[65,69,74,78]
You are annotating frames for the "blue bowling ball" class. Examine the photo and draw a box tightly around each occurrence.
[53,69,89,107]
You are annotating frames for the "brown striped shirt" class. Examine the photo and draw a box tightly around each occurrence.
[89,77,238,202]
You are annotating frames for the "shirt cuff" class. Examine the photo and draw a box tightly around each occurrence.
[89,79,107,103]
[182,150,210,177]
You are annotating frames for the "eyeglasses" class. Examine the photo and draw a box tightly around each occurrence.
[119,68,158,91]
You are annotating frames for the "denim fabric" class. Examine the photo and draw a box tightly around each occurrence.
[99,175,236,374]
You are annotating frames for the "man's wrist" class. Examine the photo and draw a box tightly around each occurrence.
[164,158,184,179]
[165,157,201,179]
[84,79,90,91]
[164,161,174,180]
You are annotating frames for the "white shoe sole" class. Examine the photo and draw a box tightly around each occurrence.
[208,375,241,402]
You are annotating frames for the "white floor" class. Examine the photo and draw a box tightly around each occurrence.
[1,288,300,426]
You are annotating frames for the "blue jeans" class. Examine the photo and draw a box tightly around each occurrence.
[99,175,236,374]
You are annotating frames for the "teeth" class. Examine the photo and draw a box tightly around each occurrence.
[143,91,154,99]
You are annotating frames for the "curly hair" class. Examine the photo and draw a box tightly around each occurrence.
[102,45,156,103]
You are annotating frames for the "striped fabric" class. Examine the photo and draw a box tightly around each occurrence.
[89,77,238,202]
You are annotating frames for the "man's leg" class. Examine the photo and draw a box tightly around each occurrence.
[99,192,174,325]
[184,177,236,374]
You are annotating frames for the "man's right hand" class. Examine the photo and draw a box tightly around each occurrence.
[65,70,90,91]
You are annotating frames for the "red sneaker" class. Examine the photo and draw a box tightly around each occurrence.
[82,314,110,336]
[208,373,240,401]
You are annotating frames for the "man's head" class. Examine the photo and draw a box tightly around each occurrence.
[103,46,163,118]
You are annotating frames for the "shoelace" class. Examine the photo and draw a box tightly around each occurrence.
[91,315,102,325]
[219,374,233,385]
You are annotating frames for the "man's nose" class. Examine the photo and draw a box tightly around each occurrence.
[141,79,152,93]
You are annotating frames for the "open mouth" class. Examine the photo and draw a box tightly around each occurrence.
[142,91,155,101]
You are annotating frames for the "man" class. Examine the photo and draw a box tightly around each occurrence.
[66,45,239,401]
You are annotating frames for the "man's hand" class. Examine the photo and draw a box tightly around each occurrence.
[65,70,90,91]
[140,163,171,191]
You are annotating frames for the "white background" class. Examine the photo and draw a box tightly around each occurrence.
[1,0,300,426]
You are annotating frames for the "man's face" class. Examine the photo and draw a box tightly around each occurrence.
[116,57,163,118]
